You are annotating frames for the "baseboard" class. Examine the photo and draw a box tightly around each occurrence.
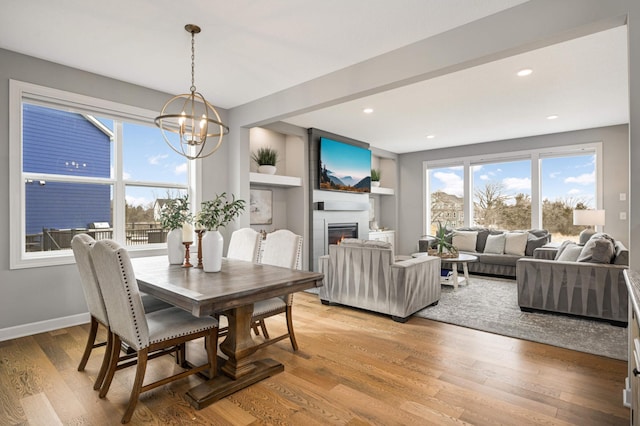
[0,312,91,342]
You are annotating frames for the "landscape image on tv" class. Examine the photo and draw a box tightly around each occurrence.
[319,137,371,193]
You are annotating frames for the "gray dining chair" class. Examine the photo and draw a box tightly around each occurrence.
[253,229,303,351]
[71,233,173,391]
[90,239,219,424]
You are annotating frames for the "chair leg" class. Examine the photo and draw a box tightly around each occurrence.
[251,321,260,336]
[121,348,148,424]
[94,329,114,390]
[285,306,298,351]
[204,332,217,378]
[259,320,269,339]
[78,317,99,371]
[99,334,122,398]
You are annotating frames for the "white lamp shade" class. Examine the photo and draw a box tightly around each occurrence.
[573,209,606,226]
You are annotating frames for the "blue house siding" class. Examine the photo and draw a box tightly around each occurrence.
[23,104,112,236]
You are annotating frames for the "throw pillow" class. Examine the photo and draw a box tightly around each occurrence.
[484,233,506,254]
[554,240,574,260]
[452,230,478,252]
[504,232,528,256]
[556,243,582,262]
[525,233,549,256]
[578,236,615,263]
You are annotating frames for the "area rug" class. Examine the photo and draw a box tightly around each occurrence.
[413,276,627,360]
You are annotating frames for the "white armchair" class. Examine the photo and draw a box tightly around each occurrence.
[318,239,441,322]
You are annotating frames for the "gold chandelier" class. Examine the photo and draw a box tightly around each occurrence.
[155,24,229,160]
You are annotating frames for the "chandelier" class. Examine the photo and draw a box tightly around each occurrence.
[155,24,229,160]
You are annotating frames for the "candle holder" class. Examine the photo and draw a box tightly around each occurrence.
[182,242,193,268]
[195,229,205,268]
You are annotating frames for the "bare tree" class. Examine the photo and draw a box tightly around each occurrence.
[473,182,509,227]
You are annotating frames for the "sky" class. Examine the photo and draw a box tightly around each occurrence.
[429,153,596,208]
[99,118,189,207]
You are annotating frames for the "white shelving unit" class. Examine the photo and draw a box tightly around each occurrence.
[370,186,394,195]
[249,172,301,188]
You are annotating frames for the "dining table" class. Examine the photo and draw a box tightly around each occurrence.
[131,256,324,409]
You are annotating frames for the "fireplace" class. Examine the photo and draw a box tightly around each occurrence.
[328,222,358,245]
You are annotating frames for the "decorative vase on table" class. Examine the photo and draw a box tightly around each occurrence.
[201,229,224,272]
[167,228,184,264]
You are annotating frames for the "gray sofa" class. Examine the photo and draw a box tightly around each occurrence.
[516,233,628,324]
[318,239,441,322]
[419,227,551,278]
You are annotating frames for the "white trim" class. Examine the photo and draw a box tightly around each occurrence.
[0,312,91,342]
[9,79,192,269]
[422,142,602,229]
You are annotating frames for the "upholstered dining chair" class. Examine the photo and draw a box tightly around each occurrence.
[90,239,219,424]
[252,229,303,351]
[71,234,172,391]
[226,227,262,262]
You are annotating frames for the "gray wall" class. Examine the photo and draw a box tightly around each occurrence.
[396,125,630,256]
[2,0,640,337]
[0,48,229,333]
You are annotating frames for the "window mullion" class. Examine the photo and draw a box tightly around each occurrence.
[113,121,126,243]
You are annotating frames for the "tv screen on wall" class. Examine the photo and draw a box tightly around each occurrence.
[319,137,371,193]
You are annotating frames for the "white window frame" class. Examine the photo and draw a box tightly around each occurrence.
[9,80,200,269]
[422,143,602,236]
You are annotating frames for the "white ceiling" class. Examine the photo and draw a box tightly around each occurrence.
[0,0,628,154]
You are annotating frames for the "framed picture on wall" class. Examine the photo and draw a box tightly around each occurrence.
[250,189,272,225]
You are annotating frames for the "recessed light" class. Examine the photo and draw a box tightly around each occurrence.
[426,135,435,139]
[517,68,533,77]
[363,108,374,114]
[547,115,558,120]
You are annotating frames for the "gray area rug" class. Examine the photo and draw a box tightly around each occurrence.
[413,276,627,360]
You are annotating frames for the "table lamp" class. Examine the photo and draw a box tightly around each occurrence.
[573,209,605,245]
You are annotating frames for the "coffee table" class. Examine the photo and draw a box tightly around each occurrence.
[440,253,478,289]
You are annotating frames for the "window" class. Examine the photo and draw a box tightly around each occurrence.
[10,80,192,268]
[424,146,600,237]
[472,159,531,230]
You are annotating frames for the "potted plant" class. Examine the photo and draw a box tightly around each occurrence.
[429,221,458,258]
[252,147,278,175]
[371,168,381,187]
[196,193,246,272]
[159,194,192,264]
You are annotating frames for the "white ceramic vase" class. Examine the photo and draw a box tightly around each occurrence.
[202,229,224,272]
[258,165,277,175]
[371,181,381,187]
[167,228,184,264]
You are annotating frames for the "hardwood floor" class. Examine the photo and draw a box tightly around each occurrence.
[0,291,629,425]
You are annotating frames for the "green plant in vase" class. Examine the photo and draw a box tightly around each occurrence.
[371,168,381,187]
[196,193,246,272]
[252,147,278,174]
[430,221,458,258]
[158,194,192,264]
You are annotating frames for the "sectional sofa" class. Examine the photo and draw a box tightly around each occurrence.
[418,227,551,278]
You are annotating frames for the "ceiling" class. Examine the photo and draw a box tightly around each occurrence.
[0,0,629,154]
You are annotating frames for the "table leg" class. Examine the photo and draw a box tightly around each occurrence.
[462,262,470,286]
[451,262,459,290]
[185,303,284,409]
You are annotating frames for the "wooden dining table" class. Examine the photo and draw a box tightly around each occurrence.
[131,256,324,409]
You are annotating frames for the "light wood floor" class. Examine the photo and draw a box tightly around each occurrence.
[0,291,630,425]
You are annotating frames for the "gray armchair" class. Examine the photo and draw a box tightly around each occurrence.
[318,239,441,322]
[516,239,628,324]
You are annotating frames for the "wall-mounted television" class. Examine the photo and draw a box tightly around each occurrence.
[319,137,371,193]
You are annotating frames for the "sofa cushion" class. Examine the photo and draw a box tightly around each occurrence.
[484,233,506,254]
[578,234,615,264]
[504,232,528,256]
[556,243,583,262]
[554,240,573,260]
[525,233,549,256]
[475,253,520,267]
[614,241,629,266]
[452,230,478,252]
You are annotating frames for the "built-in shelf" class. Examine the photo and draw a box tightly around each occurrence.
[371,186,394,195]
[249,172,302,187]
